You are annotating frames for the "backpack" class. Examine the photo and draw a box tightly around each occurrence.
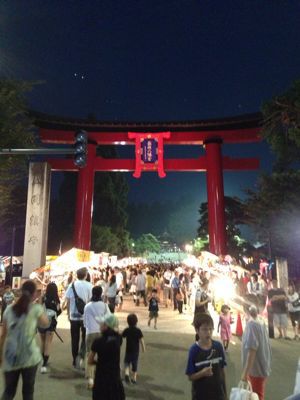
[42,296,58,329]
[43,307,57,329]
[71,283,86,315]
[292,294,300,308]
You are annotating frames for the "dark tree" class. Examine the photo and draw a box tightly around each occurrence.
[245,171,300,261]
[91,225,121,255]
[0,79,36,253]
[197,196,248,257]
[249,80,300,264]
[134,233,161,256]
[262,80,300,171]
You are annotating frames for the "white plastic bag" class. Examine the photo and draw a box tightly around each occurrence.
[115,294,121,305]
[294,359,300,394]
[230,381,259,400]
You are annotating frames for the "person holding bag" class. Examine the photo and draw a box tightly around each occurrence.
[241,305,271,400]
[230,381,259,400]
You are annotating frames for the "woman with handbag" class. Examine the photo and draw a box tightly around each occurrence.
[38,282,62,374]
[241,305,271,400]
[287,282,300,340]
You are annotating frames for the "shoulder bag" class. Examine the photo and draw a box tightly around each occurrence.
[71,283,86,315]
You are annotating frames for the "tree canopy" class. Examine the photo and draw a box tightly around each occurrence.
[197,196,250,257]
[91,225,121,255]
[245,171,300,261]
[0,80,35,219]
[134,233,161,256]
[262,80,300,170]
[245,79,300,263]
[0,79,36,252]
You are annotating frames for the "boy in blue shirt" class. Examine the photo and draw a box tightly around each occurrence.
[186,313,227,400]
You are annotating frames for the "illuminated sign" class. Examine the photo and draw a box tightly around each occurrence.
[128,132,170,178]
[142,139,157,163]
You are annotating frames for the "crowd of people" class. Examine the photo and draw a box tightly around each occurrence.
[0,261,299,400]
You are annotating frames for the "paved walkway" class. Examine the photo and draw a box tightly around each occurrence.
[0,296,299,399]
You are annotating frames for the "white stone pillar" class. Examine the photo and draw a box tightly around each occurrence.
[276,257,289,290]
[23,162,51,277]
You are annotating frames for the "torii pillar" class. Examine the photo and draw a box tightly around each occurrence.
[205,138,226,255]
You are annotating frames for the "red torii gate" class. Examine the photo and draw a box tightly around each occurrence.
[34,112,262,256]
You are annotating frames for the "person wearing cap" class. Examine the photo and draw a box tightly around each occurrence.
[241,305,272,400]
[88,314,125,400]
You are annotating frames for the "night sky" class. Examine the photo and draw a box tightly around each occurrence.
[1,1,300,237]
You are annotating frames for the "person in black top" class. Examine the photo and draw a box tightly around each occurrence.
[122,313,145,384]
[88,314,125,400]
[38,282,61,373]
[148,289,160,329]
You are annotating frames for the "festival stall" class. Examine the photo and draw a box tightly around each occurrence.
[29,248,146,292]
[29,249,111,291]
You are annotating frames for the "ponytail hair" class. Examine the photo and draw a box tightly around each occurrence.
[12,280,37,317]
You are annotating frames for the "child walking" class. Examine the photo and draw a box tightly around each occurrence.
[122,313,145,384]
[148,289,159,329]
[217,304,232,351]
[186,313,227,400]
